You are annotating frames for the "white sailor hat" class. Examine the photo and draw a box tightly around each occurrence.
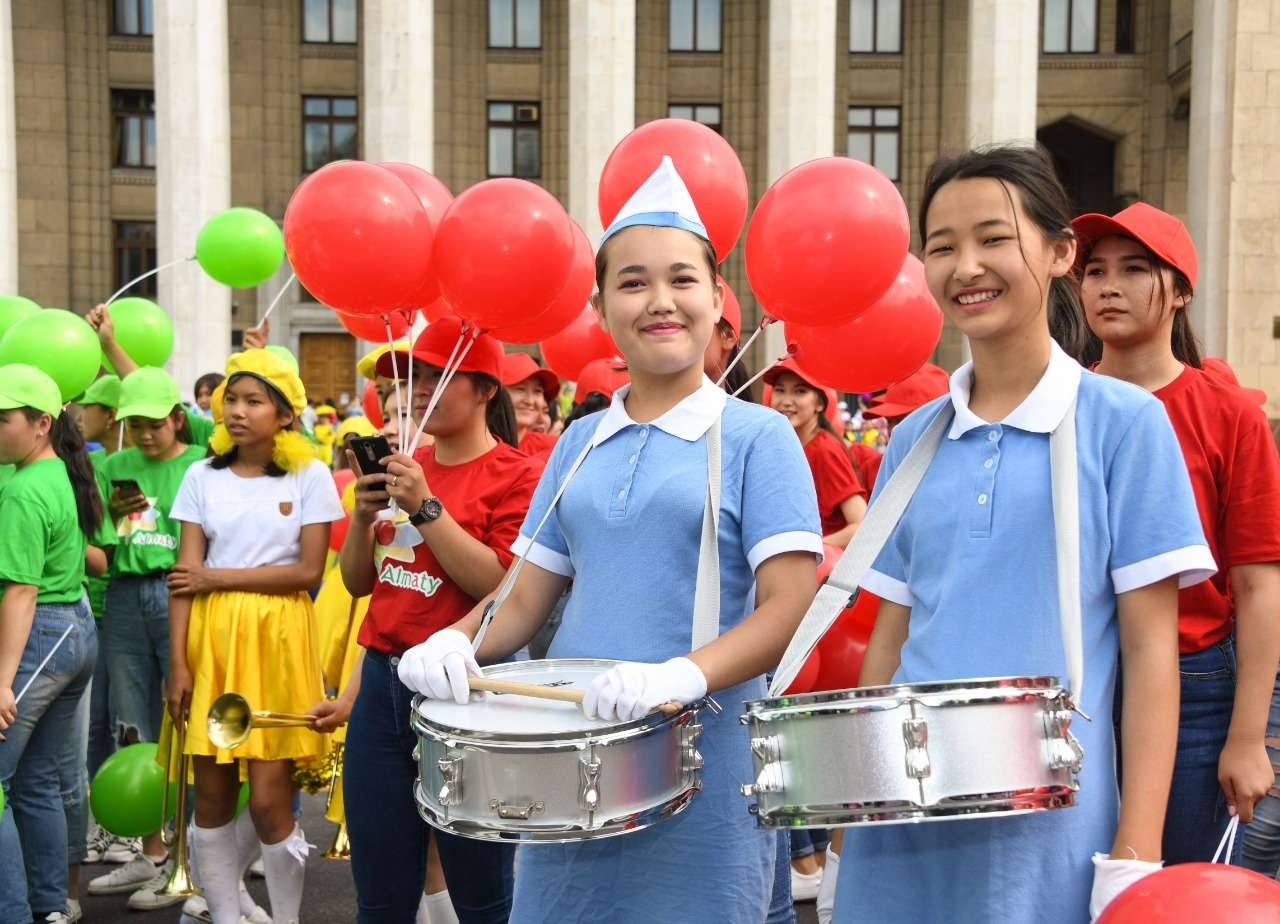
[599,155,710,247]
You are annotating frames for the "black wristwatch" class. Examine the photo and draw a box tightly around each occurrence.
[409,496,444,526]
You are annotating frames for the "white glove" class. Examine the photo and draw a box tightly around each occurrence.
[583,657,708,722]
[396,628,481,704]
[1088,852,1161,921]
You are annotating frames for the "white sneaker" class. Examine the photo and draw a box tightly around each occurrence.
[63,899,82,923]
[84,824,112,863]
[104,835,141,864]
[126,861,188,910]
[40,913,70,923]
[791,864,823,902]
[88,852,167,895]
[248,857,265,878]
[180,893,212,924]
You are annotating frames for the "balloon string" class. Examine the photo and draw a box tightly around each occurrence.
[384,316,406,459]
[117,420,125,453]
[404,313,414,448]
[715,317,772,387]
[258,271,298,325]
[731,352,789,399]
[105,256,194,306]
[15,624,73,704]
[406,329,477,456]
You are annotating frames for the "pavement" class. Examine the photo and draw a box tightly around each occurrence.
[77,794,820,923]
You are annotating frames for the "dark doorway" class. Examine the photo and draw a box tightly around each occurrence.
[1037,118,1118,216]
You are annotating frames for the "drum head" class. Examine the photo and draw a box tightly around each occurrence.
[414,659,647,738]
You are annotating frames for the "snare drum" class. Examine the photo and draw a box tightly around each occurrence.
[740,676,1082,828]
[411,659,707,843]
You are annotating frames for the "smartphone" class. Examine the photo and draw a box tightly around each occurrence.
[348,435,393,478]
[111,479,143,497]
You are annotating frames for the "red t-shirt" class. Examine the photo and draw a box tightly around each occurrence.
[359,441,544,655]
[519,430,558,461]
[803,429,867,536]
[1154,366,1280,652]
[845,441,883,495]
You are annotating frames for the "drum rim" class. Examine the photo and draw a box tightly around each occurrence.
[743,675,1065,714]
[749,784,1078,829]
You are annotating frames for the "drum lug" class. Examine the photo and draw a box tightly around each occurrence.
[903,717,931,780]
[1044,707,1084,772]
[740,761,785,797]
[437,754,464,816]
[681,722,705,786]
[578,753,603,824]
[750,734,781,764]
[411,742,420,761]
[489,799,545,820]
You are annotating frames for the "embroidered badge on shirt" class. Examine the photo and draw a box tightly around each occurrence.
[279,501,293,516]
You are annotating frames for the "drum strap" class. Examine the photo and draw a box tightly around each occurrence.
[474,412,724,654]
[769,390,1085,712]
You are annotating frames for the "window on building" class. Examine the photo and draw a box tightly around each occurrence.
[668,104,722,135]
[487,102,541,178]
[1115,0,1135,53]
[303,96,358,172]
[849,0,901,53]
[112,89,156,168]
[489,0,541,49]
[669,0,721,52]
[847,106,900,181]
[114,221,158,297]
[303,0,357,44]
[1043,0,1098,53]
[112,0,153,36]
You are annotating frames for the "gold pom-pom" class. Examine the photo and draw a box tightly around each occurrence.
[273,430,317,473]
[209,423,235,457]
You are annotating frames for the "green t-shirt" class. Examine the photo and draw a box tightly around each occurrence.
[184,408,214,448]
[0,464,14,500]
[102,444,205,575]
[85,450,117,618]
[0,458,87,603]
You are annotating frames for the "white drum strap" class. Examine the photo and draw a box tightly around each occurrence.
[474,414,724,654]
[768,391,1085,711]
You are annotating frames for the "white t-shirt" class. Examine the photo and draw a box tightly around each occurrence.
[170,459,344,569]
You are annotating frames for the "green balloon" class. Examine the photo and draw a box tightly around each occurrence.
[0,295,40,343]
[265,344,300,373]
[90,743,166,838]
[196,207,285,289]
[0,780,6,816]
[236,780,250,816]
[103,298,174,374]
[0,309,102,402]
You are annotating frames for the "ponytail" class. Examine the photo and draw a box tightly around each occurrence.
[24,408,102,539]
[1048,277,1087,362]
[1161,268,1202,368]
[470,373,519,447]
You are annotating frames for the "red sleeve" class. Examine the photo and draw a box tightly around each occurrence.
[1222,404,1280,567]
[485,457,543,570]
[808,433,867,518]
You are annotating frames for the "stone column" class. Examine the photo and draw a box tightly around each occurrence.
[0,0,16,293]
[154,0,231,390]
[763,0,837,356]
[363,0,434,167]
[966,0,1039,145]
[567,0,635,244]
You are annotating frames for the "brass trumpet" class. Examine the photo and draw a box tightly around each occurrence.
[207,692,317,751]
[322,743,350,860]
[158,711,196,897]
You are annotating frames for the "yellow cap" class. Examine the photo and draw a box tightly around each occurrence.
[223,348,308,417]
[356,341,410,381]
[336,416,377,441]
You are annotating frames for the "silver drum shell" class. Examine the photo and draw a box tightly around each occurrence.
[411,659,706,844]
[740,676,1082,829]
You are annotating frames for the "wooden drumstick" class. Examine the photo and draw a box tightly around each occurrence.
[467,677,682,715]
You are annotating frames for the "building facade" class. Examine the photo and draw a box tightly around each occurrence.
[4,0,1277,412]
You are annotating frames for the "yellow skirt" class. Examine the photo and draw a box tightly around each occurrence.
[185,590,328,764]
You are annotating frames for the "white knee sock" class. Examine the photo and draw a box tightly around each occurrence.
[191,821,243,924]
[418,889,459,924]
[234,811,263,918]
[816,846,839,924]
[260,824,310,924]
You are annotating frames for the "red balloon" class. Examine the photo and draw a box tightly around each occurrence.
[333,468,357,497]
[337,310,410,342]
[746,157,909,327]
[540,304,619,382]
[718,275,742,336]
[599,119,749,261]
[432,178,575,330]
[284,161,433,315]
[813,596,879,692]
[1098,863,1280,924]
[783,648,822,696]
[816,543,843,585]
[329,513,350,553]
[361,382,384,428]
[422,298,456,323]
[488,221,595,345]
[845,590,881,638]
[788,255,943,393]
[379,163,453,307]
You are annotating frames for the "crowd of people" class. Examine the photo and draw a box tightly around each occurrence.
[0,140,1277,924]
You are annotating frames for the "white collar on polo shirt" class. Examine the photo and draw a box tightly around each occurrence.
[590,375,728,447]
[946,339,1083,439]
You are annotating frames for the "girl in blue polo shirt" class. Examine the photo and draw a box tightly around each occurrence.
[831,146,1215,924]
[397,156,823,923]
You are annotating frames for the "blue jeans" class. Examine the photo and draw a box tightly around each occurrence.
[1163,638,1244,865]
[766,830,796,924]
[1242,666,1280,876]
[86,627,114,778]
[344,650,514,923]
[790,827,831,859]
[0,598,96,923]
[103,573,170,744]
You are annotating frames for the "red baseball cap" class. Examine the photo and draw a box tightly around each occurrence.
[718,276,741,337]
[1202,357,1267,406]
[573,358,630,404]
[1072,202,1199,289]
[374,317,504,380]
[762,356,823,391]
[500,352,561,405]
[864,364,950,419]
